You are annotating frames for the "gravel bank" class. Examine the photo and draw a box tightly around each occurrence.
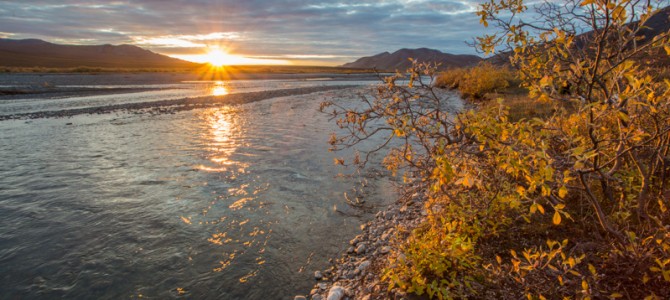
[296,191,427,300]
[0,85,355,120]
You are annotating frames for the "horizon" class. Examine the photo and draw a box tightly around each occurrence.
[0,1,492,66]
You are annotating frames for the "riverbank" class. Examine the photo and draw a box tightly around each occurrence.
[0,85,355,120]
[297,188,425,300]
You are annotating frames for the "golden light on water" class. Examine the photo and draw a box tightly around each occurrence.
[211,81,228,96]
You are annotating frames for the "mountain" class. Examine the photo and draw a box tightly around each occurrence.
[342,48,481,71]
[0,38,198,69]
[488,5,670,65]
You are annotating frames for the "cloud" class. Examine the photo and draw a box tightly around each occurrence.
[0,0,491,64]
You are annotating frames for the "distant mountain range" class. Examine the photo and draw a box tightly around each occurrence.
[488,5,670,65]
[0,39,198,69]
[342,48,481,71]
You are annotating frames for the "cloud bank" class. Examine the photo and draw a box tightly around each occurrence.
[0,0,491,64]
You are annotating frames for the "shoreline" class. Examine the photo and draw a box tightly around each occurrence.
[298,190,426,300]
[0,85,356,121]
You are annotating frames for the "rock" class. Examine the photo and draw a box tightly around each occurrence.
[318,282,328,290]
[347,246,355,254]
[310,289,319,295]
[312,295,323,300]
[355,244,366,255]
[314,271,323,280]
[358,260,371,271]
[381,230,392,241]
[361,295,371,300]
[380,246,391,254]
[295,296,307,300]
[327,286,346,300]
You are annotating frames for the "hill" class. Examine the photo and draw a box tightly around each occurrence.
[488,5,670,65]
[0,39,199,69]
[341,48,481,71]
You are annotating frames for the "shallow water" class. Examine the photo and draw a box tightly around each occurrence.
[0,80,403,299]
[0,76,376,116]
[0,74,463,299]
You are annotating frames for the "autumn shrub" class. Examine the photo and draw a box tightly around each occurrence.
[323,0,670,299]
[434,67,466,89]
[435,63,514,99]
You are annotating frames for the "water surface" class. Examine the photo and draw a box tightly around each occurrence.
[0,78,399,299]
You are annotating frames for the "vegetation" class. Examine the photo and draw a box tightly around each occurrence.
[322,0,670,298]
[434,63,515,99]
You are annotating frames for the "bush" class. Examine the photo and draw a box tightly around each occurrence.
[323,1,670,298]
[435,63,514,99]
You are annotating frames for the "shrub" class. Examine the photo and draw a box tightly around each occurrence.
[323,0,670,298]
[435,63,514,99]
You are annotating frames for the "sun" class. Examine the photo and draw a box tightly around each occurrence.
[205,49,230,67]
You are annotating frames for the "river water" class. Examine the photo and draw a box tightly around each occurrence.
[0,74,404,299]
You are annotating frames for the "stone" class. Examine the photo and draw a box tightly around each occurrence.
[380,246,391,254]
[347,246,355,254]
[295,296,307,300]
[358,260,371,271]
[327,286,345,300]
[318,282,328,290]
[355,243,366,255]
[314,271,323,280]
[361,295,371,300]
[312,295,323,300]
[310,289,319,295]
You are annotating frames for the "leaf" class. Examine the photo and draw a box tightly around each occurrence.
[558,186,568,199]
[462,175,474,188]
[581,280,589,291]
[665,45,670,56]
[553,211,562,225]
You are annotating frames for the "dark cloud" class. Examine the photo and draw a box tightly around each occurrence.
[0,0,490,64]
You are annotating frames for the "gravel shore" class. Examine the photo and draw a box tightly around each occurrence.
[0,85,355,121]
[297,190,427,300]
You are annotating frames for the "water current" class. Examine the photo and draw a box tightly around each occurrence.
[0,74,403,299]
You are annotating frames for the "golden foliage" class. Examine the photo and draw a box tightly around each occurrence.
[324,0,670,298]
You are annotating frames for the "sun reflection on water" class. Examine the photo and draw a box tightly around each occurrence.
[211,81,229,96]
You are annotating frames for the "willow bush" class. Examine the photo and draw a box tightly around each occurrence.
[323,0,670,298]
[435,63,515,99]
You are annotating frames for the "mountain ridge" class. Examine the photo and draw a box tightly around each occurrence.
[0,38,199,69]
[342,48,481,71]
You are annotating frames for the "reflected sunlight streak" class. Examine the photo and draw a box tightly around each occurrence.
[211,81,229,96]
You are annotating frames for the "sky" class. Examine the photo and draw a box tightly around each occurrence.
[0,0,493,65]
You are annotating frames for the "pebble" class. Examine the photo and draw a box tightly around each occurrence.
[347,246,354,253]
[380,246,391,254]
[312,295,323,300]
[327,286,345,300]
[355,244,366,254]
[358,260,371,271]
[294,296,307,300]
[318,282,328,290]
[314,271,323,280]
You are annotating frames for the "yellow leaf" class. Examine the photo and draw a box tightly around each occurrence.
[537,204,545,214]
[553,211,562,225]
[558,186,568,199]
[665,45,670,56]
[610,293,623,298]
[462,175,474,188]
[581,280,589,291]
